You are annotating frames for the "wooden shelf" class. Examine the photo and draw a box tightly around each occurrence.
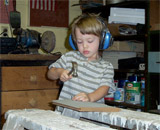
[113,34,146,42]
[0,54,61,61]
[115,69,145,73]
[82,0,157,113]
[82,1,148,18]
[105,100,145,111]
[0,54,61,66]
[149,109,160,115]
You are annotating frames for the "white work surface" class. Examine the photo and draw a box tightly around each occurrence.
[61,108,160,130]
[2,109,115,130]
[2,108,160,130]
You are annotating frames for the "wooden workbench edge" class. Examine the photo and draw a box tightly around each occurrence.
[0,54,61,61]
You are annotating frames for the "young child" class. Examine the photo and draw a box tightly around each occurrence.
[47,13,115,118]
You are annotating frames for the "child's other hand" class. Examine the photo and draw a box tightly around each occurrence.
[72,92,90,102]
[60,70,72,82]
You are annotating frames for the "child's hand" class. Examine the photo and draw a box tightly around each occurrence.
[60,69,72,82]
[72,92,90,102]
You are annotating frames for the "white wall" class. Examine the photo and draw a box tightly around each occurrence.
[0,0,81,54]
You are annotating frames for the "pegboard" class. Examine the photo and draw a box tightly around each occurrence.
[30,0,69,27]
[0,0,14,24]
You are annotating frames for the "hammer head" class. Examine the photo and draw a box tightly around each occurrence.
[68,62,78,77]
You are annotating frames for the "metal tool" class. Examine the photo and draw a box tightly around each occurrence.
[41,31,56,53]
[68,62,78,77]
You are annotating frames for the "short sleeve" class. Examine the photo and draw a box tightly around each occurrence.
[100,62,116,92]
[48,54,67,69]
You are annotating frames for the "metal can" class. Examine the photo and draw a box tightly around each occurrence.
[125,81,141,104]
[114,88,125,102]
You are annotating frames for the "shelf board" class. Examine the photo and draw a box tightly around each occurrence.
[106,1,148,9]
[82,1,148,18]
[113,34,146,42]
[115,69,145,73]
[0,54,61,66]
[105,100,145,110]
[0,54,61,61]
[149,109,160,115]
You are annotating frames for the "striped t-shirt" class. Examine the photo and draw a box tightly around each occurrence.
[49,51,115,104]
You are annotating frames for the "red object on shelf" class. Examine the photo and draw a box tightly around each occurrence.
[104,97,114,101]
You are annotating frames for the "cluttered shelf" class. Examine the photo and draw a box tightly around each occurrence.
[82,1,147,17]
[115,69,145,73]
[105,100,145,111]
[82,1,148,43]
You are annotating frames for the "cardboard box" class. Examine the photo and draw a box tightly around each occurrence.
[109,16,145,25]
[107,23,136,36]
[106,41,144,52]
[109,7,145,25]
[102,51,137,69]
[110,7,145,17]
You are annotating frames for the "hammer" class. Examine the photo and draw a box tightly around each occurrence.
[68,62,78,77]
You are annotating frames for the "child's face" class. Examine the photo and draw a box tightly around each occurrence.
[75,28,100,61]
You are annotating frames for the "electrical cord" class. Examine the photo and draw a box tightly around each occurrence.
[0,29,8,36]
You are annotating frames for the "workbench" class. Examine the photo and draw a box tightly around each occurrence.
[1,54,160,130]
[2,107,160,130]
[0,54,61,128]
[61,107,160,130]
[2,109,115,130]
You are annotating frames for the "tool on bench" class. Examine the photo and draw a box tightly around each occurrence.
[2,0,56,54]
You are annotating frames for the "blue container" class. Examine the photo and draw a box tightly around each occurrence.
[128,75,138,82]
[118,80,128,88]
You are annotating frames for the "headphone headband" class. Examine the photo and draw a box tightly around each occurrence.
[69,15,113,50]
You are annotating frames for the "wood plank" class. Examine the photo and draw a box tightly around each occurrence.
[0,54,61,61]
[2,66,60,91]
[52,100,120,112]
[1,89,59,114]
[150,1,160,31]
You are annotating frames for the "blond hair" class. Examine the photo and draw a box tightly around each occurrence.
[71,14,106,43]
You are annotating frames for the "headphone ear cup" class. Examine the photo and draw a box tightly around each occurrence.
[69,34,77,50]
[102,32,112,49]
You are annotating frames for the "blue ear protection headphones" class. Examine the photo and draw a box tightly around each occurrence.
[69,16,113,50]
[69,35,77,50]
